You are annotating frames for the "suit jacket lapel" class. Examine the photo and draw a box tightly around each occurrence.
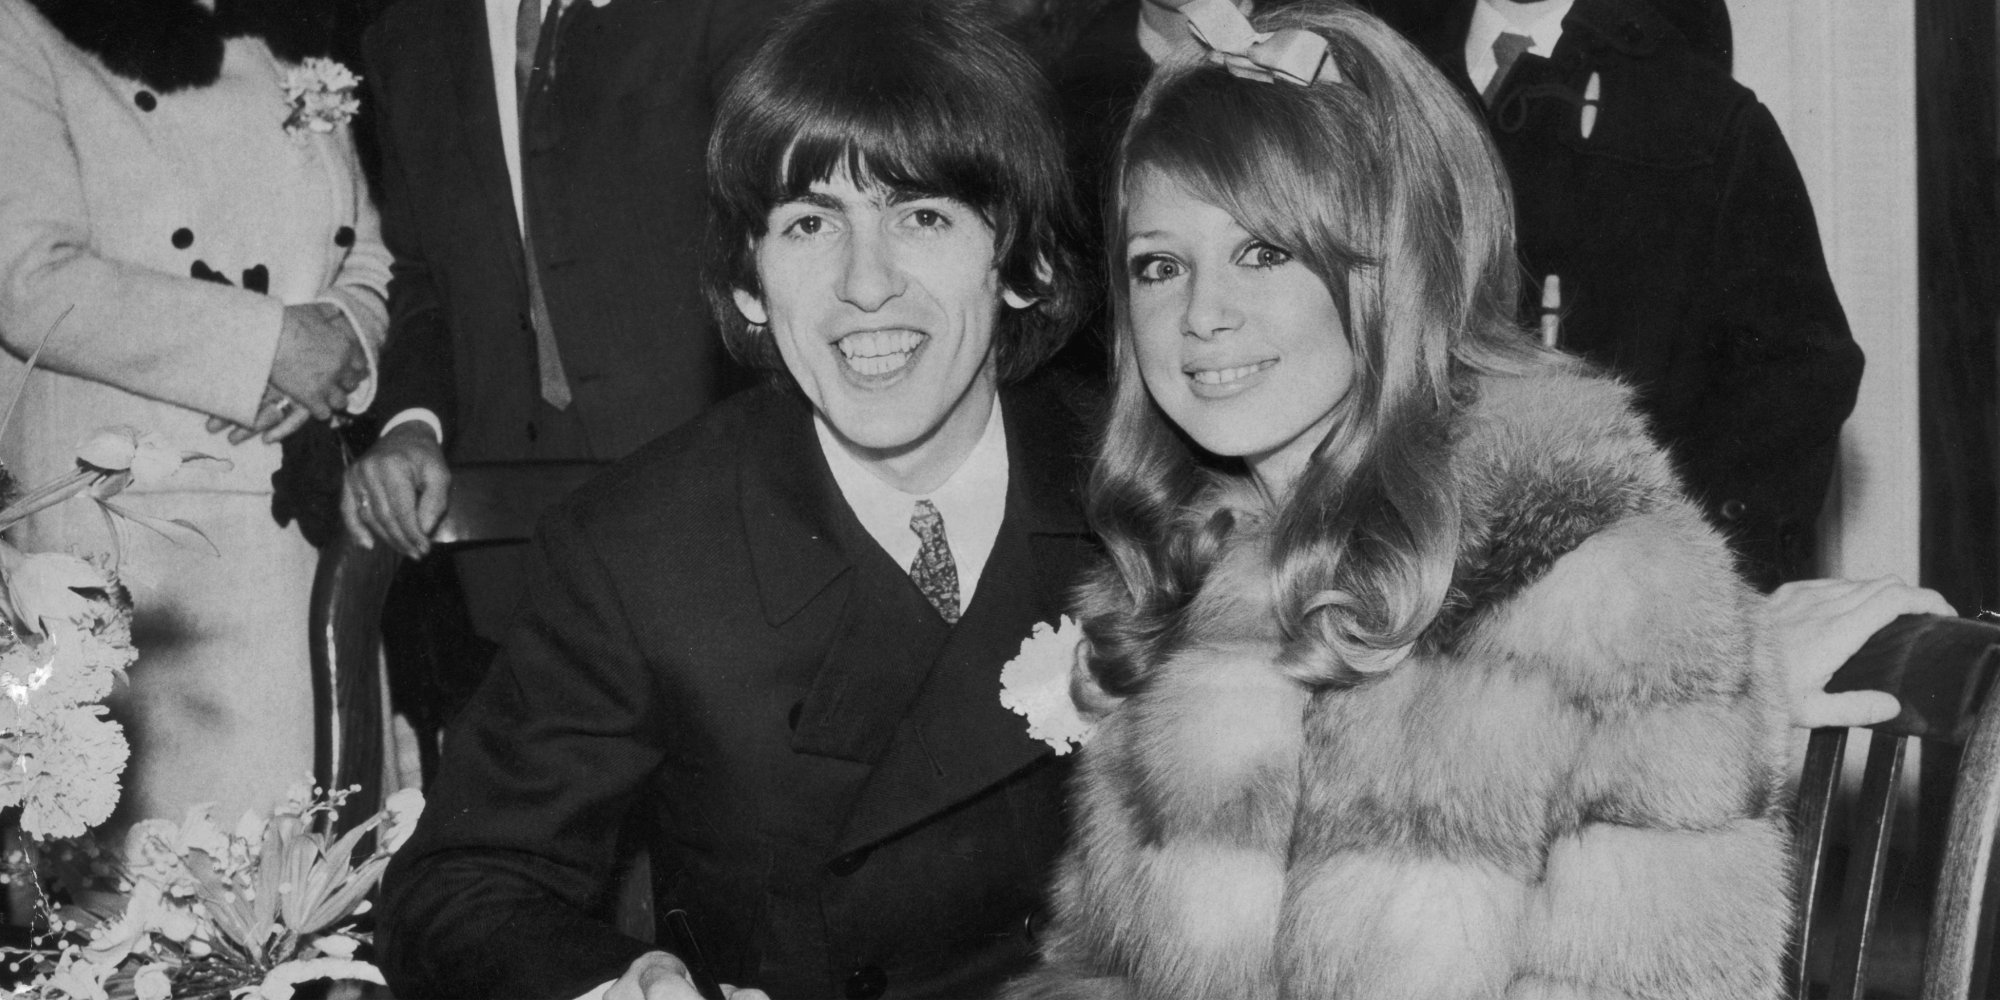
[442,0,527,247]
[738,392,952,765]
[833,383,1097,854]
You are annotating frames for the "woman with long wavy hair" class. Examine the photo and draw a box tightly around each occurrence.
[1006,2,1791,998]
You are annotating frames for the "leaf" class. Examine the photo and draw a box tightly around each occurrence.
[93,500,219,557]
[0,469,97,532]
[274,827,321,934]
[0,305,72,443]
[185,851,260,960]
[298,855,388,936]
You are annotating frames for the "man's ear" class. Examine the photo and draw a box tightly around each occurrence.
[1002,254,1057,310]
[731,288,770,326]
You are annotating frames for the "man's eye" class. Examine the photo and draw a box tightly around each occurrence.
[784,215,825,237]
[1237,242,1293,269]
[911,208,948,228]
[1130,255,1182,284]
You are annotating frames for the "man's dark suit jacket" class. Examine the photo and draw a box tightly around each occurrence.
[1410,0,1863,588]
[361,0,775,461]
[378,376,1100,999]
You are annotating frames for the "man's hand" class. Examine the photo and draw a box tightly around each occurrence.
[606,951,769,1000]
[270,303,368,421]
[341,422,450,559]
[1765,576,1958,729]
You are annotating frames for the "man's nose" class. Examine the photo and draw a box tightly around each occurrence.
[837,228,905,311]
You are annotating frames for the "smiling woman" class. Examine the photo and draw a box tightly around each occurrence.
[1004,2,1794,999]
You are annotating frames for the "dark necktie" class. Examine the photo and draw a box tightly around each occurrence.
[514,0,574,410]
[1483,31,1535,106]
[908,500,962,625]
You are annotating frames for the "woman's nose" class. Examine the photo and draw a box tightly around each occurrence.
[837,228,905,311]
[1182,269,1242,340]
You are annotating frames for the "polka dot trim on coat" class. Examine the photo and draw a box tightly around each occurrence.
[134,92,157,111]
[171,228,194,249]
[334,226,355,248]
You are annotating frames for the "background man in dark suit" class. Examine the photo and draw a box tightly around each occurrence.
[1397,0,1863,589]
[337,0,783,741]
[377,1,1094,996]
[339,0,781,581]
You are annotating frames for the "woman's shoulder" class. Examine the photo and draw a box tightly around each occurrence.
[1458,365,1659,466]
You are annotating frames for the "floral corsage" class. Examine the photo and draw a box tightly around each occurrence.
[998,615,1095,755]
[280,58,362,139]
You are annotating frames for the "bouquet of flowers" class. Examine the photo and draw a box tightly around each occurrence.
[7,784,424,1000]
[0,426,224,844]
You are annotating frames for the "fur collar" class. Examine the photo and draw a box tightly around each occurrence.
[29,0,336,93]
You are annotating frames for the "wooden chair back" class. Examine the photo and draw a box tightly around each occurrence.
[307,460,603,822]
[1792,613,2000,1000]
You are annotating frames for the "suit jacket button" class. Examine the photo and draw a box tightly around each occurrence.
[844,965,887,999]
[825,848,870,876]
[1719,498,1748,521]
[787,700,803,731]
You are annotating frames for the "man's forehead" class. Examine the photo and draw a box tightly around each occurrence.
[777,174,948,210]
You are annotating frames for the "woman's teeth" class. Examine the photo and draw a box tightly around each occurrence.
[839,330,924,375]
[1190,361,1274,385]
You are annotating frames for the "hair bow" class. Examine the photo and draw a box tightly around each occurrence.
[1180,0,1338,86]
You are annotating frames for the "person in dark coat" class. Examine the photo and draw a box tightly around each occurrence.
[337,0,783,734]
[376,1,1094,996]
[1401,0,1864,589]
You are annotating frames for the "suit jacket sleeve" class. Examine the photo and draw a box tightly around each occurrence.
[0,3,281,427]
[1680,99,1863,540]
[361,20,459,439]
[379,502,666,999]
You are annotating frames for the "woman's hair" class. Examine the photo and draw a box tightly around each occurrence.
[703,0,1087,384]
[1084,0,1564,691]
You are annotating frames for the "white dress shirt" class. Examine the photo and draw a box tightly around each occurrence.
[813,397,1011,609]
[1464,0,1574,95]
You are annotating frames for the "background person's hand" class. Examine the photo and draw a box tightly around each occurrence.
[269,303,368,421]
[606,951,769,1000]
[205,387,316,444]
[340,422,450,559]
[1765,576,1958,729]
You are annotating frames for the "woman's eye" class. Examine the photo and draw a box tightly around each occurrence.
[1237,243,1293,269]
[1131,255,1182,284]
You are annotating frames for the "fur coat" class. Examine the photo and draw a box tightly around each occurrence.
[1006,368,1791,1000]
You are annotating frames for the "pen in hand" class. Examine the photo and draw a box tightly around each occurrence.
[665,908,725,1000]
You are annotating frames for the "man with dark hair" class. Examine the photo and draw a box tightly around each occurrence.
[377,1,1096,997]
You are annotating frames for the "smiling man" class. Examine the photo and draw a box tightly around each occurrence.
[375,1,1094,998]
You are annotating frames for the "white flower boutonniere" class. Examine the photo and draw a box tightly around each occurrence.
[280,58,362,139]
[999,615,1094,755]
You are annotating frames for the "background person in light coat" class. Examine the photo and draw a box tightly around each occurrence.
[0,0,386,826]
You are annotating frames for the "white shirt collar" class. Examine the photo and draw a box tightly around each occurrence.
[1465,0,1574,94]
[813,398,1012,611]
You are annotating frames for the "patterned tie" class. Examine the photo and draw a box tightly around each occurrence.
[515,0,575,410]
[908,500,962,625]
[1483,31,1535,106]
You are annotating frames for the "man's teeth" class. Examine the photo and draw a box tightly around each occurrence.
[839,331,924,375]
[1190,361,1273,385]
